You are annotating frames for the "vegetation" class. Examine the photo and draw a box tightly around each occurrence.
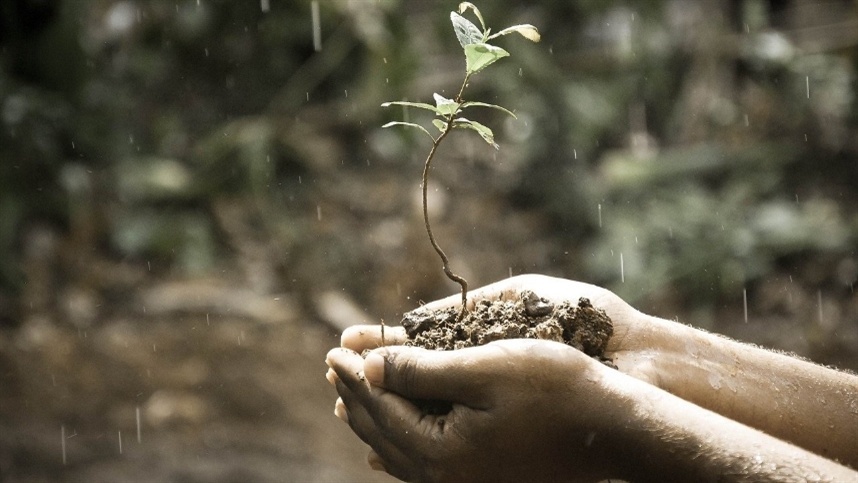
[382,2,540,319]
[1,1,856,345]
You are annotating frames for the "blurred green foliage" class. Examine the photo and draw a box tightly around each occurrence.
[1,0,856,319]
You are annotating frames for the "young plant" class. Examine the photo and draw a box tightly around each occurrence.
[382,2,540,320]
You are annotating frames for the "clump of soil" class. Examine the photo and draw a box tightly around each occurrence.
[401,290,614,363]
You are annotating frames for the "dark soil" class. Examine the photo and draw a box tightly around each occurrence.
[401,290,614,362]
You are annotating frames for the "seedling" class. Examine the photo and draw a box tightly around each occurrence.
[383,2,540,320]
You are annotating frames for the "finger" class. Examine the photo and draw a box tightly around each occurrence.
[332,364,423,481]
[341,325,407,352]
[367,449,387,472]
[364,346,492,405]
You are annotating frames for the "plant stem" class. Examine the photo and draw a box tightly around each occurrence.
[421,75,472,321]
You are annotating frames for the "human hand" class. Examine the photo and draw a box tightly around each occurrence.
[341,274,667,385]
[326,338,633,482]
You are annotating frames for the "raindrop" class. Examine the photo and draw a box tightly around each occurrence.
[136,406,142,443]
[383,57,387,64]
[817,290,823,324]
[597,204,602,227]
[260,0,270,13]
[61,425,67,465]
[71,141,75,150]
[508,267,513,278]
[620,253,624,283]
[743,114,749,127]
[344,89,348,98]
[317,205,322,221]
[311,1,322,52]
[573,149,577,159]
[805,76,810,99]
[204,48,209,57]
[743,288,748,323]
[518,68,522,76]
[118,430,123,454]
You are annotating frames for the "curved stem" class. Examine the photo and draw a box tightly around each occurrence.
[422,75,472,321]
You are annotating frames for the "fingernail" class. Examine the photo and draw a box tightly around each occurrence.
[363,352,385,386]
[325,368,338,385]
[334,399,348,422]
[367,451,387,472]
[368,457,387,472]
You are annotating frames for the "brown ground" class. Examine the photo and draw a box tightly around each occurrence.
[0,270,394,483]
[402,291,613,360]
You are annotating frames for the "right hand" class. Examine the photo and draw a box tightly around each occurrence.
[327,337,636,482]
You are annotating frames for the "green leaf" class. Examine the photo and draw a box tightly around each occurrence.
[453,118,498,149]
[460,101,517,118]
[432,119,449,133]
[432,93,460,117]
[450,12,484,48]
[381,121,434,141]
[381,101,442,115]
[487,24,541,42]
[457,2,485,31]
[464,43,509,74]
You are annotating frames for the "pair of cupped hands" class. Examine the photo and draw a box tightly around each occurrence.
[325,274,671,482]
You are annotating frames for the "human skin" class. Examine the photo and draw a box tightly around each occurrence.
[326,274,858,481]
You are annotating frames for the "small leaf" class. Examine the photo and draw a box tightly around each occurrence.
[382,121,434,141]
[464,43,509,74]
[432,119,449,133]
[460,101,517,118]
[457,2,485,31]
[487,24,541,42]
[453,118,498,149]
[382,100,442,115]
[432,93,460,117]
[450,12,484,48]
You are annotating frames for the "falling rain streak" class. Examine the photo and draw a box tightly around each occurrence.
[743,288,748,323]
[136,406,142,443]
[311,1,322,52]
[817,290,823,324]
[260,0,270,13]
[61,425,67,465]
[620,253,624,283]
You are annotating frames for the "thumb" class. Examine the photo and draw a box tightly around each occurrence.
[364,346,490,405]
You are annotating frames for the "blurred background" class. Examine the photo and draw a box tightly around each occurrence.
[1,0,856,481]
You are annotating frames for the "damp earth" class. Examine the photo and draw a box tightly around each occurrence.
[401,291,614,363]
